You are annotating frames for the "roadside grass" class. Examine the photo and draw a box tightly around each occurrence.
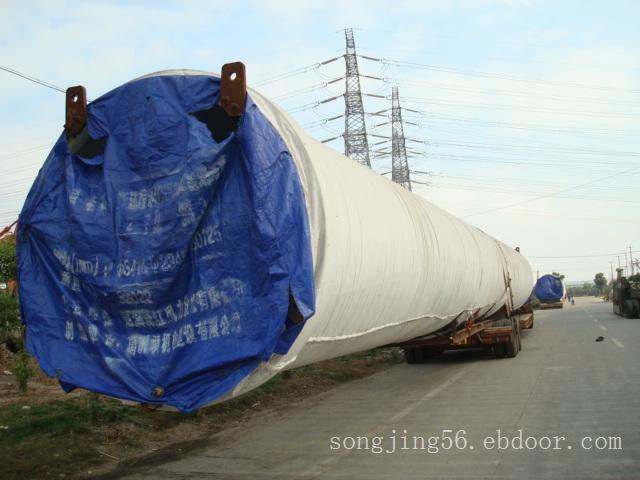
[0,347,403,480]
[0,397,148,479]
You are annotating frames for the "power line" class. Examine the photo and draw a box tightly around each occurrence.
[416,202,633,225]
[396,96,640,120]
[358,55,640,94]
[461,167,640,218]
[426,153,636,170]
[272,77,344,101]
[424,112,640,138]
[0,64,66,93]
[429,139,639,158]
[429,181,640,203]
[430,171,639,192]
[382,78,640,107]
[0,145,51,162]
[252,57,342,88]
[529,252,638,259]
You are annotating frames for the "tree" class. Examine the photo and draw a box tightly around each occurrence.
[0,235,17,283]
[594,273,607,294]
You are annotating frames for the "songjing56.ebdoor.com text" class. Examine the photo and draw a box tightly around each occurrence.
[329,429,622,454]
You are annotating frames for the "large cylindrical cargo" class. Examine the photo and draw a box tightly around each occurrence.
[17,70,534,411]
[534,274,566,302]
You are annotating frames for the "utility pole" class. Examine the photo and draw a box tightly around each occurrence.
[343,28,371,168]
[390,86,412,191]
[630,246,635,275]
[609,261,614,282]
[625,251,629,275]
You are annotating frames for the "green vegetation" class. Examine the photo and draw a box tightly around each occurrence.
[567,272,614,297]
[0,235,17,283]
[0,234,20,339]
[0,234,32,390]
[0,397,139,479]
[0,347,403,480]
[0,398,132,443]
[12,348,31,392]
[0,291,20,337]
[567,282,601,297]
[594,273,607,294]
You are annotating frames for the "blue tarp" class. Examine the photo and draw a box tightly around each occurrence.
[534,274,564,302]
[17,74,315,412]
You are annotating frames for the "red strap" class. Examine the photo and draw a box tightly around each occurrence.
[0,220,17,238]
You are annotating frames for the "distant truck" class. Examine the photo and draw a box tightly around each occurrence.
[534,274,566,309]
[612,268,640,318]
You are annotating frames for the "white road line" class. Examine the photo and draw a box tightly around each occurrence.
[600,325,607,331]
[593,318,598,323]
[612,338,624,348]
[302,364,478,476]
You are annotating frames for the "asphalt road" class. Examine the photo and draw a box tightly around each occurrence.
[119,297,640,479]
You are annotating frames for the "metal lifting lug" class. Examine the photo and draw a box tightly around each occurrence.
[219,62,247,117]
[65,86,88,138]
[63,85,107,158]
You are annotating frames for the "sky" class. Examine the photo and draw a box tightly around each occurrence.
[0,0,638,282]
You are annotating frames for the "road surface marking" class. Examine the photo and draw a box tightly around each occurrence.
[599,325,607,331]
[612,338,624,348]
[302,364,478,476]
[593,318,598,323]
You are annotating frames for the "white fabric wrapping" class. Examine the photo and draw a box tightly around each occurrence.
[136,70,535,400]
[231,87,534,396]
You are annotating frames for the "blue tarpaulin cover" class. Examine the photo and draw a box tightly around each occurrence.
[534,274,565,302]
[17,74,315,412]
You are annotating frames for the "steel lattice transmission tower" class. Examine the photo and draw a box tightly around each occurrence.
[343,29,371,168]
[391,86,412,191]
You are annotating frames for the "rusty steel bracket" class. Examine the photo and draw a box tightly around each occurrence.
[65,86,88,137]
[63,86,107,158]
[219,62,247,117]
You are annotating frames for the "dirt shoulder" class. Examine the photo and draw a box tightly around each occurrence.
[0,347,403,480]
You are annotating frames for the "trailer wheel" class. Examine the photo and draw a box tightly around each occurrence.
[624,300,635,318]
[421,347,444,359]
[404,348,417,364]
[504,317,520,358]
[632,299,640,319]
[504,337,518,358]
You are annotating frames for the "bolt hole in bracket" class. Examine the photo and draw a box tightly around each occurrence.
[64,85,106,159]
[193,62,247,143]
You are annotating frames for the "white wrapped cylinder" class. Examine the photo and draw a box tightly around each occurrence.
[228,83,535,397]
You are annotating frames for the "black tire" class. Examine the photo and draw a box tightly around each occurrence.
[413,348,426,363]
[505,317,520,358]
[624,300,635,318]
[421,347,444,359]
[632,299,640,319]
[493,343,505,358]
[404,348,417,364]
[504,337,518,358]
